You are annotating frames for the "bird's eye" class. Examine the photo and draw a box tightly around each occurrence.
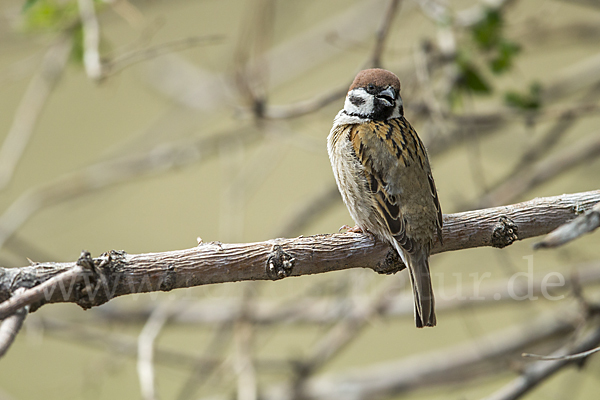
[367,84,375,92]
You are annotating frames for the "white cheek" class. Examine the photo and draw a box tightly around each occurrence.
[343,89,374,116]
[389,96,403,119]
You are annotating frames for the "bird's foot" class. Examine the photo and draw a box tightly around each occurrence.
[339,224,365,234]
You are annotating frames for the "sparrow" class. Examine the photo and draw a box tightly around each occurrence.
[327,68,443,328]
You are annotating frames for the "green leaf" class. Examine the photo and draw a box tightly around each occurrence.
[22,0,41,12]
[490,40,521,74]
[459,60,492,94]
[21,0,79,32]
[504,83,542,110]
[70,24,84,64]
[471,8,503,50]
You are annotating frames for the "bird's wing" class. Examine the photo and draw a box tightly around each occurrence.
[428,171,444,245]
[348,121,415,252]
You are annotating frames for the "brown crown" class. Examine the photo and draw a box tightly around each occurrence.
[348,68,401,92]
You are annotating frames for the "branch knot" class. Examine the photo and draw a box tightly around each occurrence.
[492,216,519,248]
[266,245,295,280]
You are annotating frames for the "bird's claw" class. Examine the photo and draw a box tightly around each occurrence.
[339,224,365,234]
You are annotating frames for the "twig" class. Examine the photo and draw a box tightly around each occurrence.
[233,0,276,117]
[264,86,348,119]
[77,0,103,80]
[137,302,172,400]
[260,310,577,400]
[534,202,600,249]
[522,346,600,361]
[482,322,600,400]
[41,317,287,373]
[474,134,600,209]
[0,38,71,191]
[276,185,340,237]
[103,35,225,78]
[0,265,84,320]
[543,52,600,103]
[0,289,28,358]
[263,0,402,120]
[0,125,263,251]
[176,322,234,400]
[93,261,600,326]
[294,277,402,386]
[370,0,402,68]
[476,89,600,210]
[0,190,598,317]
[234,285,258,400]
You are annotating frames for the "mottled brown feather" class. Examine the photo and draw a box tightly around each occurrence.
[348,117,442,254]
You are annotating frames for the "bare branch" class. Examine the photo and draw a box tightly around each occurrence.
[276,185,340,238]
[94,261,600,326]
[138,302,172,400]
[522,346,600,361]
[0,190,598,319]
[41,317,287,373]
[482,322,600,400]
[474,134,600,209]
[0,264,85,320]
[297,278,400,378]
[534,202,600,249]
[234,289,258,400]
[0,126,263,251]
[0,288,28,358]
[0,38,71,191]
[264,87,348,119]
[103,35,225,78]
[78,0,103,80]
[370,0,402,68]
[261,311,577,400]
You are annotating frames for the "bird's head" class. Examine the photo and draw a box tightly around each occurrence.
[343,68,403,121]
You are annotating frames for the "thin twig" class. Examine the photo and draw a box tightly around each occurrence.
[138,301,173,400]
[294,277,403,385]
[176,322,234,400]
[41,317,287,373]
[276,185,341,238]
[482,322,600,400]
[0,265,83,320]
[77,0,103,80]
[103,34,225,78]
[522,346,600,361]
[474,133,600,209]
[0,38,71,191]
[259,310,577,400]
[234,285,258,400]
[0,288,28,358]
[370,0,402,68]
[0,126,263,251]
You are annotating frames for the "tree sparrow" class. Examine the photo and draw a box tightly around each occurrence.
[327,68,443,327]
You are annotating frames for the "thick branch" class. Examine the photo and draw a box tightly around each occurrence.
[534,201,600,249]
[0,190,598,318]
[93,262,600,326]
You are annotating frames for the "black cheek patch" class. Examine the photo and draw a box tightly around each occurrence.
[349,95,366,107]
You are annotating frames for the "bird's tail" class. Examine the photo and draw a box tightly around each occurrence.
[392,241,436,328]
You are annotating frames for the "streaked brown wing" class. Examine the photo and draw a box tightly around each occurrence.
[428,173,443,245]
[348,122,415,252]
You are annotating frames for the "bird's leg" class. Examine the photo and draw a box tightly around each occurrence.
[339,224,365,234]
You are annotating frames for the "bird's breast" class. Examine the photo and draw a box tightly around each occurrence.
[327,124,382,232]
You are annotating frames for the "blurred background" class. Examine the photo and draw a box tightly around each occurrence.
[0,0,600,399]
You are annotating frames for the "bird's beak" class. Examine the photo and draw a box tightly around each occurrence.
[377,86,396,106]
